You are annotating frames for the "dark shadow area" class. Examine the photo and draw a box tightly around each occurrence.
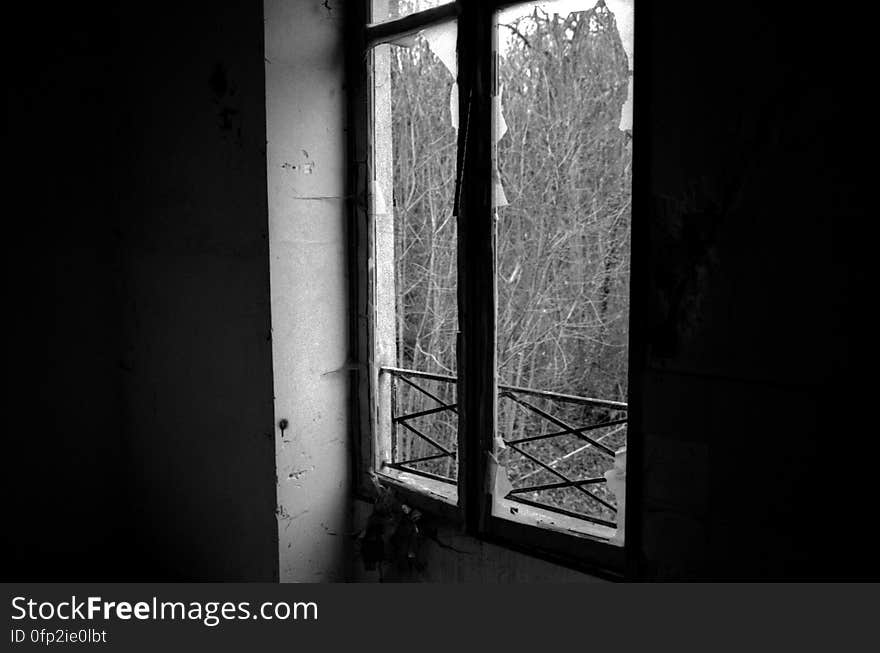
[6,0,277,581]
[4,0,873,580]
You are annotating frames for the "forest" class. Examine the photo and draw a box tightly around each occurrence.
[381,1,632,527]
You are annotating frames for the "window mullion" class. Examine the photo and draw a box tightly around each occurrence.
[455,1,497,535]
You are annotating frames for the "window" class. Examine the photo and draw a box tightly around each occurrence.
[348,0,636,575]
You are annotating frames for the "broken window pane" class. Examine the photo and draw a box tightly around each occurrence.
[371,0,454,25]
[371,21,459,496]
[492,0,633,541]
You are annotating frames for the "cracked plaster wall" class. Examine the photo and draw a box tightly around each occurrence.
[265,0,352,582]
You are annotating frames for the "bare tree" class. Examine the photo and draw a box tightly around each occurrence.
[387,3,632,516]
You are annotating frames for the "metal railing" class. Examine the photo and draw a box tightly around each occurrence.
[380,366,627,529]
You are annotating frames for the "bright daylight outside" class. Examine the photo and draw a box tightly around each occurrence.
[371,0,634,542]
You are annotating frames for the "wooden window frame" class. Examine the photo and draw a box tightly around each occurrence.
[345,0,645,580]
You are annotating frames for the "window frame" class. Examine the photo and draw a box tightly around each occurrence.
[346,0,644,579]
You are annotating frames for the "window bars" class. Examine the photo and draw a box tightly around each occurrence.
[380,366,626,529]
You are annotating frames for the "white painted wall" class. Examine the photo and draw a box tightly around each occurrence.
[265,0,351,582]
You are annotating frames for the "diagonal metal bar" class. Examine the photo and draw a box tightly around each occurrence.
[501,391,616,457]
[394,372,458,414]
[384,367,626,520]
[508,477,606,495]
[499,383,628,410]
[505,441,617,513]
[384,462,456,486]
[394,402,458,423]
[381,366,456,384]
[517,424,628,483]
[504,417,628,446]
[398,420,454,457]
[395,451,456,466]
[505,495,618,530]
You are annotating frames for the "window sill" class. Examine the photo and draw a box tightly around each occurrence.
[371,469,460,524]
[363,471,626,580]
[493,496,621,545]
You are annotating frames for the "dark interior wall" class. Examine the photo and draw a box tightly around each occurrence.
[7,1,278,580]
[636,3,872,578]
[5,0,873,582]
[8,1,125,580]
[116,1,278,581]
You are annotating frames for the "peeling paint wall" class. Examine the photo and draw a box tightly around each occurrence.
[265,0,352,582]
